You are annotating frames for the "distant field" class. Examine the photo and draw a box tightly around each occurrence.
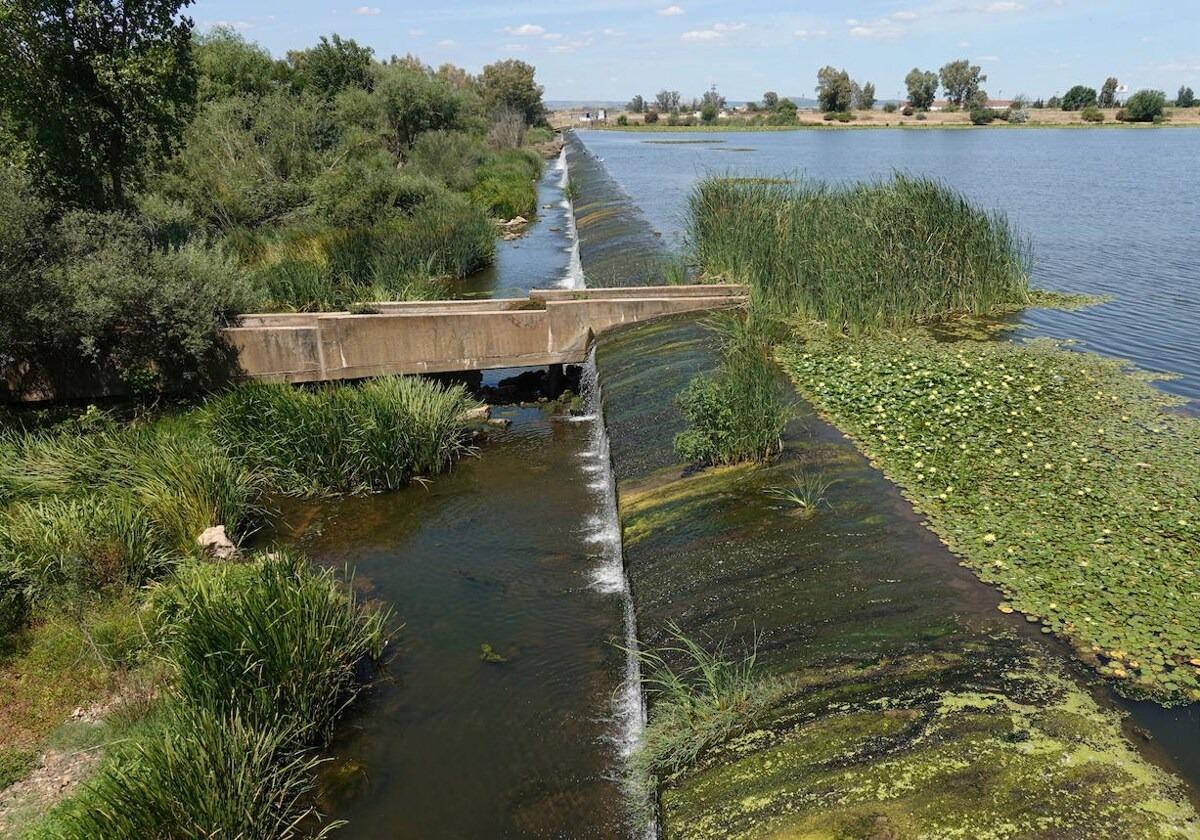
[551,107,1200,130]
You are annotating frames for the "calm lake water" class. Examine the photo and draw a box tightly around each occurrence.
[577,128,1200,401]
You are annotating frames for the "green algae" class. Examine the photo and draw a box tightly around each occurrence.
[661,648,1200,840]
[777,329,1200,704]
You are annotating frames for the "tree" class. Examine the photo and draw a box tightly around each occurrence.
[1046,95,1061,109]
[288,34,373,98]
[655,89,681,113]
[194,26,287,102]
[815,66,854,113]
[627,94,645,113]
[1122,89,1166,122]
[856,81,877,110]
[0,0,198,209]
[372,63,470,152]
[700,103,717,123]
[776,97,798,115]
[1099,77,1119,108]
[762,91,779,110]
[905,68,939,110]
[1177,86,1196,108]
[1061,85,1098,111]
[701,85,726,111]
[939,59,986,107]
[479,59,544,125]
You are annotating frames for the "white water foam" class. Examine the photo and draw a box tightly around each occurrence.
[578,347,657,839]
[556,145,586,290]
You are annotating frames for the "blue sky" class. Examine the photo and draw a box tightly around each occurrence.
[191,0,1200,101]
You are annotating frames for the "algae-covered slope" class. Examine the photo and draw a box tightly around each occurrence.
[565,132,671,288]
[596,314,1200,839]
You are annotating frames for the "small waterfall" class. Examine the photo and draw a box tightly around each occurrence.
[578,347,656,839]
[556,144,585,290]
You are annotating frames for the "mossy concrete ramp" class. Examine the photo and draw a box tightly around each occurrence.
[223,285,744,383]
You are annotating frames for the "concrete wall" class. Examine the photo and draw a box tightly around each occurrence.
[224,286,745,383]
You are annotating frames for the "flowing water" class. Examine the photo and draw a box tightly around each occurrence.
[575,127,1200,401]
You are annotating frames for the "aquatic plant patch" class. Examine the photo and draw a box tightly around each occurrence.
[778,330,1200,703]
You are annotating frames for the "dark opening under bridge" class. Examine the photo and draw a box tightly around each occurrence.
[224,285,746,383]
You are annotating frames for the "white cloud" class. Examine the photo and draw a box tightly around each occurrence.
[985,1,1023,12]
[794,28,828,39]
[438,39,456,46]
[352,6,380,15]
[681,28,722,41]
[504,23,545,36]
[714,21,746,31]
[658,4,684,16]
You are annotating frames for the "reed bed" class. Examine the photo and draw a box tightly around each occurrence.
[206,377,480,497]
[689,174,1032,331]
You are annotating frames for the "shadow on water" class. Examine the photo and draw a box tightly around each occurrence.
[269,407,630,839]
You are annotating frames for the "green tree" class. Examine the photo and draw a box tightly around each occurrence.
[815,66,854,113]
[905,68,939,110]
[1122,89,1166,122]
[627,94,645,113]
[776,97,798,115]
[288,34,373,98]
[939,59,986,107]
[0,0,198,209]
[1176,86,1196,108]
[1099,77,1119,108]
[700,103,717,123]
[762,91,779,109]
[701,85,726,111]
[194,26,286,101]
[1061,85,1098,111]
[856,81,877,110]
[372,63,470,152]
[479,59,544,125]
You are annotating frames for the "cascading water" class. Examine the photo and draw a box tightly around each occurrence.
[578,347,656,839]
[557,145,585,290]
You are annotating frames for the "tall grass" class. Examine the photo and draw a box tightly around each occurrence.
[627,624,791,812]
[675,314,790,466]
[206,377,480,497]
[689,174,1032,331]
[470,149,542,219]
[50,552,384,839]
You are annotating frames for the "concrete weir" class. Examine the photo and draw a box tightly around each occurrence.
[223,285,745,383]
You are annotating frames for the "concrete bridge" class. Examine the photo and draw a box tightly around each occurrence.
[224,285,746,383]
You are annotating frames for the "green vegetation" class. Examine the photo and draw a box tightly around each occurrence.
[207,378,479,497]
[688,175,1032,331]
[763,470,835,514]
[1,9,549,398]
[1121,89,1168,122]
[674,317,788,466]
[628,626,790,814]
[1081,105,1105,123]
[1061,84,1099,110]
[778,330,1200,703]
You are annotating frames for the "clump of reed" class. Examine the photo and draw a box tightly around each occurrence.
[627,624,791,813]
[51,551,386,839]
[688,174,1032,331]
[675,314,790,466]
[470,148,543,220]
[206,377,480,497]
[764,469,836,515]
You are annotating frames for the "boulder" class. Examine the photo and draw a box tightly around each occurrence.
[197,525,238,560]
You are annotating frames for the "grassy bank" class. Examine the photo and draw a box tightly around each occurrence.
[0,374,478,829]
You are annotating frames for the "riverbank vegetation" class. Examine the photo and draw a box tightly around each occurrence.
[1,8,550,399]
[684,173,1200,704]
[0,373,477,830]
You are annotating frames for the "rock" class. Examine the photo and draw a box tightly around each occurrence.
[548,226,562,232]
[503,216,528,228]
[197,525,238,560]
[486,418,511,428]
[542,203,553,209]
[461,405,492,423]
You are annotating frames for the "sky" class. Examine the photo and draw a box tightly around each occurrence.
[190,0,1200,102]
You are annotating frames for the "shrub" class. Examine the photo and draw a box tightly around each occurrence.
[1123,90,1167,122]
[470,149,541,219]
[1080,106,1104,123]
[487,107,526,150]
[688,174,1031,331]
[901,105,914,116]
[970,107,998,125]
[1006,107,1030,124]
[674,318,788,466]
[765,112,795,126]
[822,111,836,121]
[311,158,445,227]
[916,112,928,121]
[408,130,486,191]
[616,114,629,126]
[206,376,479,496]
[882,103,898,113]
[1115,108,1128,122]
[644,110,659,124]
[523,126,554,145]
